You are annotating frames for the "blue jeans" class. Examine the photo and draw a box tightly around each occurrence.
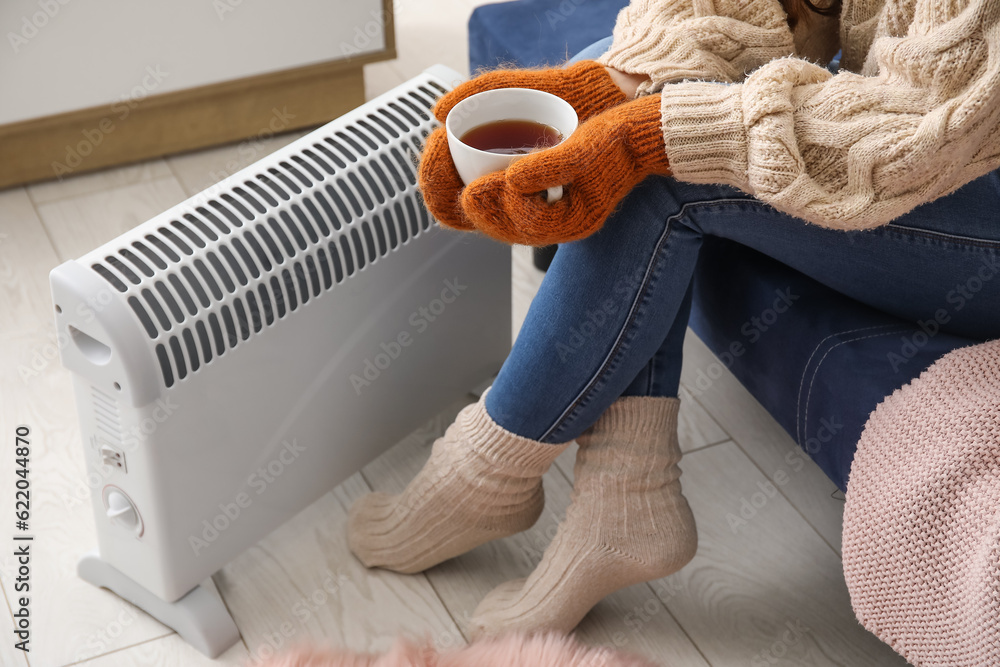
[484,41,1000,444]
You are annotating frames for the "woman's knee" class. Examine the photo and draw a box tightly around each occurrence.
[554,176,691,262]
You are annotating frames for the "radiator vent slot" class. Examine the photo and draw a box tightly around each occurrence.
[102,76,443,388]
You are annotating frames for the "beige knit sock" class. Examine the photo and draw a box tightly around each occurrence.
[347,394,569,574]
[469,396,697,637]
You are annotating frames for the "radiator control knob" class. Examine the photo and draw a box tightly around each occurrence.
[105,489,140,532]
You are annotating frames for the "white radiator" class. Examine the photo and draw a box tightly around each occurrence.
[49,65,510,657]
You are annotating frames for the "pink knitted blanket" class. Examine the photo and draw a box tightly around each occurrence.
[843,339,1000,666]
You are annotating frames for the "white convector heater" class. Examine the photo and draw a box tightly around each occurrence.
[49,65,511,658]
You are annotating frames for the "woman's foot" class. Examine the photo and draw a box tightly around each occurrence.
[469,396,697,637]
[347,393,568,574]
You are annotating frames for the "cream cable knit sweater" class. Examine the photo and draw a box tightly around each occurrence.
[597,0,1000,228]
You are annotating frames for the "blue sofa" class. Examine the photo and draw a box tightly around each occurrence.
[468,0,981,490]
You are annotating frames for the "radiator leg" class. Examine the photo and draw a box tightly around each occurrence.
[77,549,241,658]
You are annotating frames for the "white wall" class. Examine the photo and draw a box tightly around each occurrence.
[0,0,386,125]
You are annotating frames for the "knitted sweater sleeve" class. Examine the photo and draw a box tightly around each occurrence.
[596,0,798,93]
[658,0,1000,229]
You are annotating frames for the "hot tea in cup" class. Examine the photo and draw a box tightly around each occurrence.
[459,119,563,155]
[445,88,578,202]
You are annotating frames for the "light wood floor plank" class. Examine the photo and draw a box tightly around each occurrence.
[360,398,711,666]
[680,332,847,553]
[0,586,29,667]
[0,187,184,666]
[72,630,249,667]
[25,160,174,206]
[215,472,464,659]
[33,176,189,262]
[0,187,62,326]
[677,386,730,451]
[656,443,907,666]
[165,129,312,197]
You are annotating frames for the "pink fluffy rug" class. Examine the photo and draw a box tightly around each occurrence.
[250,633,657,667]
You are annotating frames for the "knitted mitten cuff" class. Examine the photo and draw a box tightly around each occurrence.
[615,93,672,176]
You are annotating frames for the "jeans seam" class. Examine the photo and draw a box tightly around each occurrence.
[794,323,904,445]
[540,197,750,442]
[800,327,913,448]
[646,352,655,395]
[886,223,1000,250]
[539,218,672,441]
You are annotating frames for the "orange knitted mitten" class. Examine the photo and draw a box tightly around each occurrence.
[418,61,628,230]
[460,93,671,246]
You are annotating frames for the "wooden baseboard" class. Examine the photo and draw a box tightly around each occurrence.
[0,55,387,190]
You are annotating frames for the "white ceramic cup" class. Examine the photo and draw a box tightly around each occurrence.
[445,88,578,202]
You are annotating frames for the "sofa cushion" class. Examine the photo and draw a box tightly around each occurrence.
[468,0,628,73]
